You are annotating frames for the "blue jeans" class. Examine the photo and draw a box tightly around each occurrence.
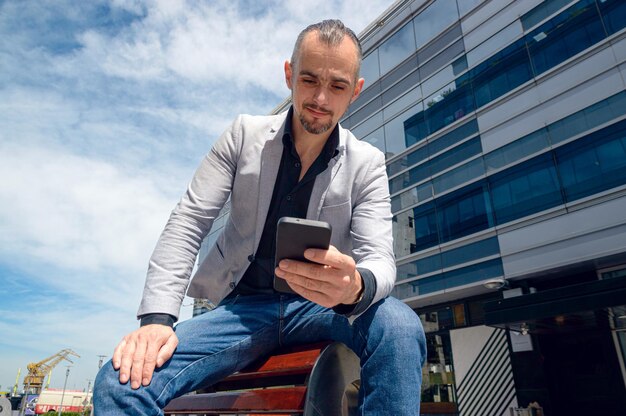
[94,294,426,415]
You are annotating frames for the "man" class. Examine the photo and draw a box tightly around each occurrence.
[94,19,426,415]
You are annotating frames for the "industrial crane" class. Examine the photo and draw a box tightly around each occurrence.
[23,349,80,394]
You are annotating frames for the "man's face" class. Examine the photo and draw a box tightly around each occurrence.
[285,32,364,136]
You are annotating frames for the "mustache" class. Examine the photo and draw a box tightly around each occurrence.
[304,103,332,115]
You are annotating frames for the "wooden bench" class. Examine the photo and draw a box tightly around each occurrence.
[163,341,361,416]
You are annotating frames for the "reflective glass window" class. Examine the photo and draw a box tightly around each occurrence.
[351,110,383,140]
[385,102,424,157]
[382,70,421,106]
[598,0,626,35]
[383,85,422,122]
[484,128,550,172]
[467,21,523,68]
[440,237,500,269]
[489,153,563,224]
[379,21,416,75]
[393,209,417,258]
[414,0,459,48]
[470,38,532,108]
[422,63,458,99]
[425,74,475,134]
[404,109,429,148]
[391,182,433,213]
[549,91,626,145]
[410,201,439,253]
[436,182,493,243]
[418,23,463,66]
[526,0,605,77]
[397,254,443,283]
[361,50,381,88]
[388,143,429,177]
[419,38,465,81]
[433,157,485,196]
[429,119,479,156]
[381,55,419,91]
[429,137,482,177]
[457,0,484,17]
[362,127,386,155]
[556,119,626,202]
[521,0,573,31]
[444,258,503,289]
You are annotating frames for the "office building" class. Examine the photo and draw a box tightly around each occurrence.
[198,1,626,414]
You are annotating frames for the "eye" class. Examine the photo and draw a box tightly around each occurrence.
[333,85,346,91]
[302,78,316,84]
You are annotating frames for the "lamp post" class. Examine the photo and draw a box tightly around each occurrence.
[58,366,70,416]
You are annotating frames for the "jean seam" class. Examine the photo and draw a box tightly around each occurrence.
[154,323,279,405]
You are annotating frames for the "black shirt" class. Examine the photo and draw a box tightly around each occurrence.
[232,107,339,295]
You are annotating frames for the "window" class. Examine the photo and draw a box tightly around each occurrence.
[521,0,574,31]
[362,127,386,154]
[433,157,485,196]
[470,38,532,108]
[410,201,439,253]
[489,153,563,224]
[360,50,381,87]
[597,0,626,36]
[436,182,493,243]
[379,21,416,75]
[485,128,550,172]
[444,258,503,289]
[425,74,475,135]
[385,102,424,157]
[391,182,433,213]
[413,0,459,48]
[441,237,500,269]
[526,0,605,77]
[556,119,626,202]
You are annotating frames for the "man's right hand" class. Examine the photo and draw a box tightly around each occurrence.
[112,324,178,389]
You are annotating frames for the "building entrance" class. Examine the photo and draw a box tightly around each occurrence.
[536,327,625,416]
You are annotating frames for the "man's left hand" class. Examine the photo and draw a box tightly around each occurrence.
[275,245,363,308]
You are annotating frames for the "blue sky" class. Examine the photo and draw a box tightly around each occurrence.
[0,0,392,392]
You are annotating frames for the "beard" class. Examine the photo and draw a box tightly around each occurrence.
[298,104,334,135]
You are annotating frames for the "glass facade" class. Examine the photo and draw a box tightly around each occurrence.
[194,0,626,412]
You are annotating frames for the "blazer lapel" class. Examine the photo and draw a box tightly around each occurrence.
[307,127,346,220]
[253,119,285,249]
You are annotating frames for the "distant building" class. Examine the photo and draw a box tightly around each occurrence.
[195,1,626,415]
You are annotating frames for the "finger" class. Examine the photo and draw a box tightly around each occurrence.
[119,337,137,384]
[156,333,179,368]
[112,338,127,370]
[305,246,355,271]
[141,340,160,386]
[287,279,335,307]
[278,260,340,282]
[277,267,331,292]
[130,336,148,389]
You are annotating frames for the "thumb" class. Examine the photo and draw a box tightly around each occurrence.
[156,333,178,367]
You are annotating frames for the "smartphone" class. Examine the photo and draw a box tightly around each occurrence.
[274,217,332,293]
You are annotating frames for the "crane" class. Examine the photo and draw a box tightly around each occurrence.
[23,349,80,394]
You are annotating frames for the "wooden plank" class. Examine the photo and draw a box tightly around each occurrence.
[163,387,307,414]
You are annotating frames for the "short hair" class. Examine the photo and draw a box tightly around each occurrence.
[290,19,363,81]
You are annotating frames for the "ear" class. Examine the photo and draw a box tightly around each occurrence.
[284,60,293,90]
[351,78,365,103]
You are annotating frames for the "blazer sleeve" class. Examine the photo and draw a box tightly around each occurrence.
[350,149,396,313]
[136,115,243,319]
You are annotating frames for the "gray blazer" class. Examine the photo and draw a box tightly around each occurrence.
[137,111,396,320]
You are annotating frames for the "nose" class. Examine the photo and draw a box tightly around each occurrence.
[312,86,328,105]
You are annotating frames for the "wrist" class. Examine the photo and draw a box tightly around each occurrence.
[346,272,364,305]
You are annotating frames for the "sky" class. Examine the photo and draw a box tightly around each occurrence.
[0,0,394,393]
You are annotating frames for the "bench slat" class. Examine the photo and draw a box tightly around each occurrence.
[164,386,306,414]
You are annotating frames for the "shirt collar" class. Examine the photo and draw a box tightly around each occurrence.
[282,106,340,163]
